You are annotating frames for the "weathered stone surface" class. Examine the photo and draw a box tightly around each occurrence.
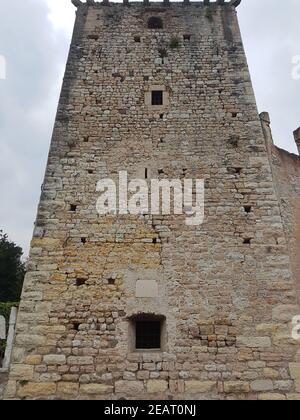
[185,381,216,393]
[237,337,272,348]
[250,380,274,392]
[15,334,46,347]
[115,380,144,395]
[147,380,168,393]
[286,393,300,400]
[289,363,300,380]
[25,355,42,365]
[44,355,66,365]
[263,368,279,379]
[272,305,300,322]
[224,381,250,394]
[80,384,113,395]
[289,363,300,392]
[258,393,286,401]
[2,379,16,399]
[57,382,79,395]
[67,357,93,366]
[17,383,56,398]
[9,365,34,380]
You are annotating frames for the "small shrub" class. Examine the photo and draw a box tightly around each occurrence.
[169,37,180,49]
[19,380,29,387]
[158,48,168,59]
[205,8,214,21]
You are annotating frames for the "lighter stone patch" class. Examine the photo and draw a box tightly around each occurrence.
[136,280,159,298]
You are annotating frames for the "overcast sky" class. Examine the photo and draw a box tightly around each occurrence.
[0,0,299,256]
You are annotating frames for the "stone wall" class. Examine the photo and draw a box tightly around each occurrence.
[5,2,300,400]
[261,113,300,302]
[0,372,8,400]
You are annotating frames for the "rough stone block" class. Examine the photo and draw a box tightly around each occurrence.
[258,393,286,400]
[272,305,300,322]
[67,356,93,366]
[185,381,216,393]
[44,355,66,365]
[57,382,79,395]
[250,380,274,392]
[25,355,42,365]
[9,365,34,380]
[115,380,144,395]
[224,381,250,393]
[147,380,168,393]
[17,382,56,398]
[80,384,113,395]
[237,336,271,348]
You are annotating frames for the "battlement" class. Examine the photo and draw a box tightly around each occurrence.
[72,0,242,9]
[294,127,300,155]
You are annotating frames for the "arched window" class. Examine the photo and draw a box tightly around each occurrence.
[148,16,163,30]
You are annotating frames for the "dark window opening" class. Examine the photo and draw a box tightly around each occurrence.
[158,169,164,175]
[228,167,242,175]
[134,36,141,43]
[70,204,77,212]
[72,322,80,331]
[108,278,115,285]
[153,238,157,244]
[76,278,86,287]
[81,237,87,244]
[243,238,252,245]
[130,314,165,351]
[136,320,161,349]
[232,112,238,118]
[145,168,148,179]
[244,206,252,213]
[148,17,163,30]
[159,113,164,120]
[152,90,163,106]
[83,136,89,142]
[183,34,191,41]
[88,169,94,174]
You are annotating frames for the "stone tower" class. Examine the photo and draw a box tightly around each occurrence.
[5,0,300,400]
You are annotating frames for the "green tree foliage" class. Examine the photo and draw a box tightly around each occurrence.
[0,231,25,302]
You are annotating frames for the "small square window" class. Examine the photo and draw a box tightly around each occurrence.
[136,320,161,349]
[152,90,163,106]
[129,314,165,351]
[76,278,86,287]
[183,34,191,41]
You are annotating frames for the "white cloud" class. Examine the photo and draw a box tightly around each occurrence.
[45,0,75,33]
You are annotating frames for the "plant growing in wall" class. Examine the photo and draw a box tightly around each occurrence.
[158,47,168,59]
[205,7,214,22]
[169,37,180,49]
